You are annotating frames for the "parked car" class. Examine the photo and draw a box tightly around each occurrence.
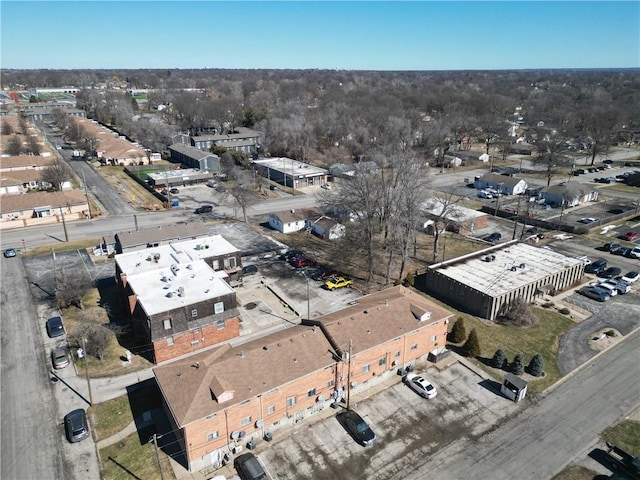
[320,183,332,190]
[324,276,353,290]
[621,271,639,284]
[598,267,622,279]
[404,373,438,399]
[337,410,376,447]
[234,453,267,480]
[596,281,618,296]
[484,232,502,243]
[195,205,213,214]
[46,316,65,338]
[51,346,70,369]
[280,249,301,262]
[242,264,258,276]
[3,248,17,258]
[169,188,180,194]
[603,242,622,253]
[578,286,610,302]
[64,409,90,443]
[290,256,316,268]
[622,231,639,241]
[577,217,597,224]
[477,190,493,199]
[616,247,632,257]
[631,247,640,259]
[585,259,607,274]
[311,267,338,281]
[609,280,631,294]
[269,184,279,191]
[603,159,614,164]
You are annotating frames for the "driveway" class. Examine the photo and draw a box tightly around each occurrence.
[558,292,640,374]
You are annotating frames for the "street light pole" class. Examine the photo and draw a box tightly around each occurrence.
[82,171,92,219]
[149,433,165,480]
[346,339,353,411]
[81,337,93,406]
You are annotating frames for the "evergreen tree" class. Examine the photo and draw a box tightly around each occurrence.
[527,354,544,377]
[460,328,480,358]
[512,354,524,375]
[448,317,467,344]
[492,349,507,369]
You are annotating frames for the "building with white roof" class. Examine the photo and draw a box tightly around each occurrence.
[424,241,585,320]
[252,157,328,191]
[115,238,242,363]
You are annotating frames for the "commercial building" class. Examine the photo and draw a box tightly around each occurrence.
[168,143,221,172]
[252,158,328,190]
[424,241,585,321]
[154,286,452,472]
[112,223,212,254]
[147,168,213,189]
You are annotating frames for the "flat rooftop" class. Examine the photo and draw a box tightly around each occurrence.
[175,235,240,260]
[253,157,328,177]
[127,259,232,317]
[430,242,583,297]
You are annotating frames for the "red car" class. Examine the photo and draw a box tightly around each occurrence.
[622,231,638,241]
[290,256,316,268]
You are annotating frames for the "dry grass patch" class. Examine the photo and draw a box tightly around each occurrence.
[602,420,640,456]
[552,465,600,480]
[99,431,174,480]
[25,238,101,257]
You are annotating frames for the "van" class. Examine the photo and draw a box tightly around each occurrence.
[234,453,267,480]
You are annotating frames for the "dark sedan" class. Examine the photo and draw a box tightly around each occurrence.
[598,267,622,279]
[337,410,376,447]
[46,316,65,338]
[64,409,89,443]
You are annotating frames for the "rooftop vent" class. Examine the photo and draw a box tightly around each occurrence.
[191,362,199,369]
[263,345,269,351]
[240,351,245,359]
[520,263,526,269]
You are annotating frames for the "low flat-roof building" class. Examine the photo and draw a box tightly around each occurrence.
[252,158,328,191]
[421,198,488,234]
[113,223,212,254]
[424,241,584,321]
[191,127,262,156]
[168,144,221,172]
[147,168,213,189]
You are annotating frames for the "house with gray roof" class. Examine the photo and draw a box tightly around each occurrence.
[474,172,527,195]
[539,183,598,207]
[169,143,221,172]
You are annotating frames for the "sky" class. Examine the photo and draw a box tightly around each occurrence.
[1,1,638,70]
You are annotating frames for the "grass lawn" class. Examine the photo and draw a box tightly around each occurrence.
[552,465,599,480]
[25,238,101,257]
[447,307,575,392]
[602,420,640,456]
[98,166,163,210]
[62,286,154,378]
[99,429,174,480]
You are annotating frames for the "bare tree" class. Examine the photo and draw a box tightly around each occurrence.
[26,134,41,155]
[69,323,112,361]
[533,125,573,186]
[41,158,73,191]
[424,191,465,263]
[55,272,91,309]
[1,120,13,136]
[226,167,260,223]
[5,135,22,156]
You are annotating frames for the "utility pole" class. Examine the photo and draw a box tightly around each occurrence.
[81,337,93,406]
[512,194,523,240]
[59,207,69,242]
[150,433,165,480]
[82,170,92,219]
[346,339,353,411]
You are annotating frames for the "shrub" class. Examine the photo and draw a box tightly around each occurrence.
[511,354,524,375]
[605,330,617,337]
[498,297,539,327]
[527,354,544,377]
[491,349,507,369]
[448,317,467,344]
[460,328,481,358]
[558,307,571,315]
[542,302,554,309]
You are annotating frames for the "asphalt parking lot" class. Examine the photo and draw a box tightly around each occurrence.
[256,361,523,480]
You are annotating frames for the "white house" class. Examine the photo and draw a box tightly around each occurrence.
[268,210,309,234]
[538,183,598,207]
[474,172,527,195]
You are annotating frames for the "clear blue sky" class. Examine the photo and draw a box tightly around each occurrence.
[2,1,638,70]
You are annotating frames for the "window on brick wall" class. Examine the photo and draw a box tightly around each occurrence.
[362,364,370,374]
[191,309,198,318]
[307,388,316,397]
[166,336,174,346]
[206,413,217,420]
[287,396,296,407]
[216,319,225,330]
[163,318,172,330]
[207,431,219,441]
[411,344,418,350]
[214,302,224,314]
[267,405,276,415]
[327,379,334,388]
[240,416,251,426]
[378,357,386,366]
[431,335,437,342]
[395,351,401,357]
[228,257,236,268]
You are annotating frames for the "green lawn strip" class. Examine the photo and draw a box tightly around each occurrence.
[552,465,599,480]
[448,308,574,391]
[91,396,134,441]
[602,420,640,456]
[99,428,174,480]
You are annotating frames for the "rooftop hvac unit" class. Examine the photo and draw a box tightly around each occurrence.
[520,263,526,269]
[165,292,173,298]
[510,266,517,272]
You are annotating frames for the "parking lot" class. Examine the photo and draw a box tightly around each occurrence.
[254,361,523,480]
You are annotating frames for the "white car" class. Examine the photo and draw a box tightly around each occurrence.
[404,373,437,399]
[478,190,493,199]
[320,183,332,190]
[597,281,618,296]
[578,217,597,224]
[621,271,639,284]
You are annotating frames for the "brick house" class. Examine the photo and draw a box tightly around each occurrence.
[153,285,452,472]
[115,240,243,364]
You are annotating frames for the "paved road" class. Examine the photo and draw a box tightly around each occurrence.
[406,330,640,480]
[0,255,68,480]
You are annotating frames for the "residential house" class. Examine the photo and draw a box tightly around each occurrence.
[0,169,71,195]
[538,183,598,207]
[169,143,221,172]
[508,142,535,155]
[420,198,488,234]
[268,209,314,234]
[474,172,527,195]
[0,190,89,230]
[0,155,57,173]
[153,285,452,472]
[115,242,242,364]
[308,215,345,240]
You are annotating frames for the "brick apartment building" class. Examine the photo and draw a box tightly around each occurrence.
[115,237,244,363]
[154,285,452,472]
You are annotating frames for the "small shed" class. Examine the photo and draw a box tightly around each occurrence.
[501,373,528,402]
